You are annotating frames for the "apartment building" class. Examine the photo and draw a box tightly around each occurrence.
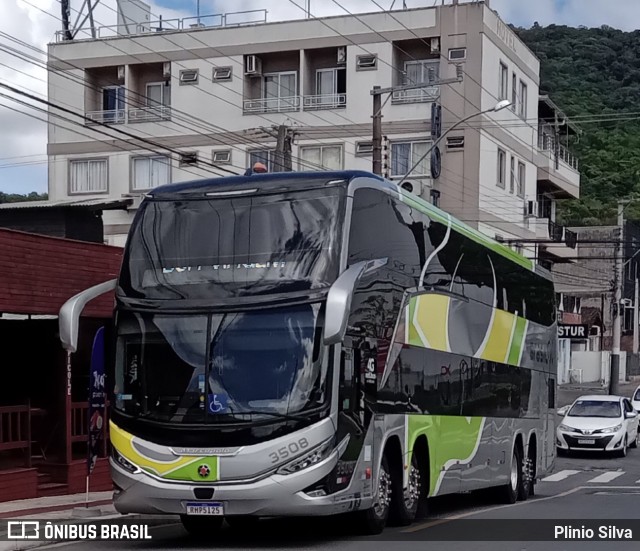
[46,0,580,252]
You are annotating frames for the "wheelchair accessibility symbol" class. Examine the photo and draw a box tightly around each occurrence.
[207,393,229,414]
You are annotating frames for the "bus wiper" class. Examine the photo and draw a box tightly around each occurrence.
[228,409,315,422]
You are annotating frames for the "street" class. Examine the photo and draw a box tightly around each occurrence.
[36,445,640,551]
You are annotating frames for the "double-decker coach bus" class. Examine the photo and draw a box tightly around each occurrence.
[60,170,557,536]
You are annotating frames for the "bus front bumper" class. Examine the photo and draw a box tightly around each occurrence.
[110,456,371,517]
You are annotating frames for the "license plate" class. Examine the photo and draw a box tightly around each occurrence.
[185,502,224,516]
[578,439,595,445]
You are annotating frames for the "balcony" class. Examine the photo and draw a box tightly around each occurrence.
[303,93,346,110]
[85,109,126,124]
[533,217,577,262]
[391,87,440,104]
[243,96,300,113]
[128,106,172,123]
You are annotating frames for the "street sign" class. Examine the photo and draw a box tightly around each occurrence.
[558,324,589,339]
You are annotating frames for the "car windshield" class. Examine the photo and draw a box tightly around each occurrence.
[568,400,621,418]
[114,303,329,424]
[635,388,640,401]
[119,187,345,301]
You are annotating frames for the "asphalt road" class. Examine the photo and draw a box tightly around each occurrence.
[36,445,640,551]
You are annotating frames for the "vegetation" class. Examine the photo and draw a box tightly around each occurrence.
[0,191,48,203]
[517,24,640,224]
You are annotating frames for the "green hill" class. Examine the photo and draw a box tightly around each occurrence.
[516,24,640,224]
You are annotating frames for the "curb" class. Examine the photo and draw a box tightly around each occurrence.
[0,501,113,520]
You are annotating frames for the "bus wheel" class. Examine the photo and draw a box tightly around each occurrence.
[354,455,391,535]
[390,452,421,526]
[498,447,523,505]
[180,515,224,538]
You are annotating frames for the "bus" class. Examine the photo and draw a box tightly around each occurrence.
[59,170,557,536]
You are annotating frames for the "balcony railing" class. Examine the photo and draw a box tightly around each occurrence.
[391,86,440,104]
[128,106,172,123]
[85,109,126,124]
[538,132,579,171]
[303,93,347,110]
[243,96,300,113]
[547,219,577,250]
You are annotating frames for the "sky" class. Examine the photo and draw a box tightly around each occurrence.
[0,0,638,195]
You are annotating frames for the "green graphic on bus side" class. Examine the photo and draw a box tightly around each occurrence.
[406,415,484,497]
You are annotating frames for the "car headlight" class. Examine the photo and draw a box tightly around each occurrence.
[596,424,622,434]
[111,447,141,474]
[276,439,334,475]
[558,424,574,432]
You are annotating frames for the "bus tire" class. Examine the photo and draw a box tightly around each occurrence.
[354,455,391,535]
[180,515,223,538]
[498,447,523,505]
[390,452,421,526]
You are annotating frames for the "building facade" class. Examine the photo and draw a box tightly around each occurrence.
[46,0,580,251]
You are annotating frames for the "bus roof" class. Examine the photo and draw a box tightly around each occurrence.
[149,170,545,277]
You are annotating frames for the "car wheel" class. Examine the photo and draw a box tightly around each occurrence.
[180,515,224,538]
[616,436,628,458]
[630,430,639,449]
[353,455,391,535]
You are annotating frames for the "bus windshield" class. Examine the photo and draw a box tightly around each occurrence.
[113,303,328,424]
[119,188,345,300]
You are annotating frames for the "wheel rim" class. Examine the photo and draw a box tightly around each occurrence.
[404,463,421,510]
[373,465,391,518]
[510,453,519,492]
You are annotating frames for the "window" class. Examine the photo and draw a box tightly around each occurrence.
[212,150,232,164]
[519,80,528,119]
[517,161,526,197]
[511,73,517,112]
[355,141,374,156]
[391,141,431,178]
[145,82,169,107]
[263,71,298,110]
[299,145,343,171]
[69,159,108,194]
[179,152,198,166]
[509,156,515,194]
[101,86,125,123]
[499,62,508,101]
[356,54,377,70]
[179,69,199,84]
[132,155,170,191]
[430,189,440,208]
[314,68,346,107]
[448,48,466,61]
[212,66,232,81]
[497,148,506,188]
[446,136,464,150]
[402,60,440,101]
[249,149,277,172]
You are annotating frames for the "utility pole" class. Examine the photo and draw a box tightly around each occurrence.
[272,124,293,172]
[372,86,382,176]
[61,0,72,41]
[634,271,639,354]
[610,200,626,395]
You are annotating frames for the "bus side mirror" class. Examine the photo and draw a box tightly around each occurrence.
[323,258,387,346]
[59,279,117,353]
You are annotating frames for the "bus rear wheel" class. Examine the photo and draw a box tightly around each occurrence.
[354,455,391,535]
[390,452,422,526]
[180,515,224,538]
[498,447,523,505]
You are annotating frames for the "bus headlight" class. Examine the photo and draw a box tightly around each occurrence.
[277,439,334,475]
[111,447,141,474]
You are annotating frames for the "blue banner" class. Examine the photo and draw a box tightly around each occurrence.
[87,327,106,476]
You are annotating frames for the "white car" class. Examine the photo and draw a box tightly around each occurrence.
[556,395,639,457]
[632,385,640,412]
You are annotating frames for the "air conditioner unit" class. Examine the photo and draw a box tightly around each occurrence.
[430,37,441,53]
[399,180,424,197]
[117,65,125,81]
[337,46,347,65]
[162,62,171,79]
[621,298,633,307]
[245,55,262,76]
[524,200,537,217]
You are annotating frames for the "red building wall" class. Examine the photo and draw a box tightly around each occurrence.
[0,228,122,317]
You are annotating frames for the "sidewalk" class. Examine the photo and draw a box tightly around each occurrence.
[558,379,639,407]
